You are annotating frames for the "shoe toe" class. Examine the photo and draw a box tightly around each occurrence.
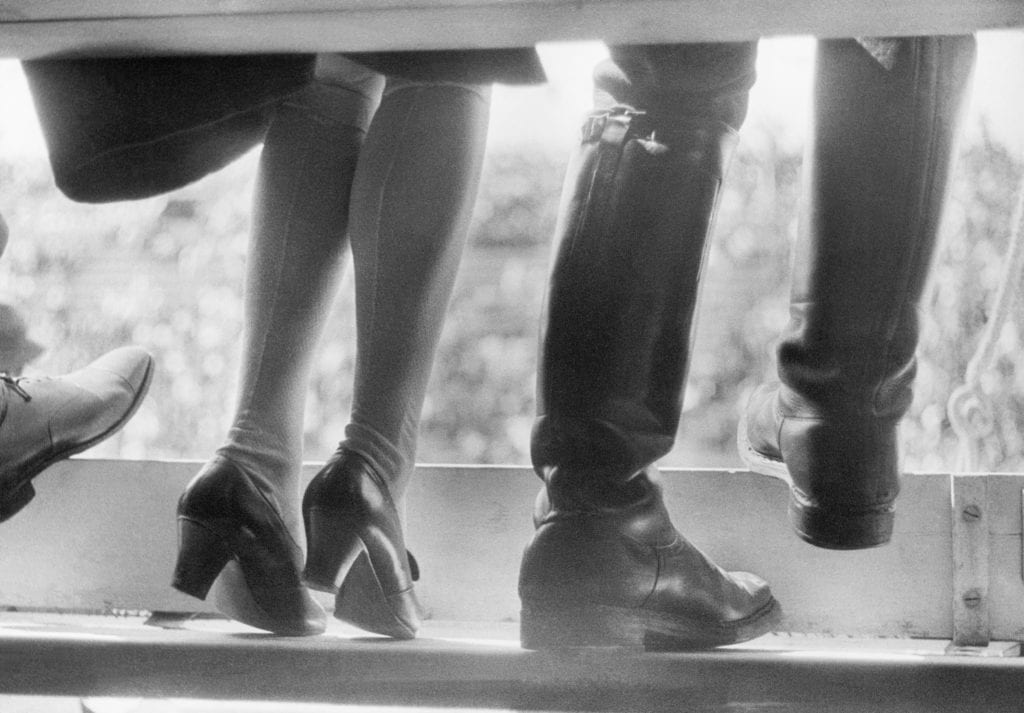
[54,347,154,443]
[87,346,155,395]
[731,570,774,608]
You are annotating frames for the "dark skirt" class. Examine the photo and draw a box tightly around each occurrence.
[22,54,316,203]
[22,48,544,204]
[348,47,545,85]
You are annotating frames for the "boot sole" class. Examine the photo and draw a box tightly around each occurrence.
[735,406,793,484]
[520,596,781,651]
[736,413,893,549]
[0,355,155,523]
[789,491,894,550]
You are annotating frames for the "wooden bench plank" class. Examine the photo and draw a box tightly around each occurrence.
[2,614,1024,711]
[1,1,1022,59]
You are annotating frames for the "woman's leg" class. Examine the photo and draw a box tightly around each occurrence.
[346,79,491,497]
[219,63,383,532]
[302,79,491,637]
[173,58,385,635]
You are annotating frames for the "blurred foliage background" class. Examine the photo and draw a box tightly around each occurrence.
[2,38,1024,472]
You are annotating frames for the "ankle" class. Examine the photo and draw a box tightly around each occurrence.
[212,445,302,532]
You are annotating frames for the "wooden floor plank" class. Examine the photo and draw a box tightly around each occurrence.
[2,614,1024,711]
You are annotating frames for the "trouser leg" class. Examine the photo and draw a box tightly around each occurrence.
[740,36,977,549]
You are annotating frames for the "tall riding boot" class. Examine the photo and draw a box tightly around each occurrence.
[519,108,779,650]
[739,36,977,549]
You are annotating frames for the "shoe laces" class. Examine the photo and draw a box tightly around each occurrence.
[0,373,32,402]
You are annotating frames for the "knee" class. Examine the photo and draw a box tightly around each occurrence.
[593,42,757,131]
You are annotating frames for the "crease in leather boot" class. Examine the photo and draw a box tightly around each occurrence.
[0,346,154,522]
[520,108,779,650]
[521,465,779,650]
[739,36,977,549]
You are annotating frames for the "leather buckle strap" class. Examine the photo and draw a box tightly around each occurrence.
[580,107,650,146]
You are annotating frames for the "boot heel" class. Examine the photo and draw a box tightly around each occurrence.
[0,482,36,523]
[303,509,365,594]
[520,602,644,650]
[172,518,234,599]
[790,498,894,550]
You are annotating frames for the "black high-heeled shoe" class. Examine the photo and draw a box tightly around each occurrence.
[172,455,327,636]
[302,447,422,639]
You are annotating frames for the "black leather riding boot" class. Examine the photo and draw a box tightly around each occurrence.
[519,108,779,650]
[740,36,977,549]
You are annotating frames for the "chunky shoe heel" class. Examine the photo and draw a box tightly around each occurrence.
[171,518,233,599]
[302,447,422,638]
[303,512,365,594]
[173,456,326,636]
[520,603,644,650]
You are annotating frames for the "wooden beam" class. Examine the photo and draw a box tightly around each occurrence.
[0,1,1022,59]
[2,615,1024,711]
[3,460,1024,641]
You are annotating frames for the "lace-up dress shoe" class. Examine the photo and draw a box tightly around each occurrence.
[0,346,154,522]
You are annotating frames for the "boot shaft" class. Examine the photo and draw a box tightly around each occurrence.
[534,109,738,483]
[781,35,977,413]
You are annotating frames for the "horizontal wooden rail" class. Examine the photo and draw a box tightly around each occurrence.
[3,459,1024,643]
[0,1,1022,59]
[1,614,1023,711]
[3,462,1024,710]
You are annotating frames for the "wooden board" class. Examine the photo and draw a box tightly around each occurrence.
[0,1,1022,59]
[2,614,1024,711]
[3,459,1024,642]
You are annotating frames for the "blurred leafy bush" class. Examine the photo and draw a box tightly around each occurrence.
[1,107,1022,473]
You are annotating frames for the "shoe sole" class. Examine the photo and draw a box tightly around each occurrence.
[736,410,893,550]
[735,406,792,483]
[332,550,420,640]
[302,513,421,639]
[0,355,155,523]
[520,596,781,651]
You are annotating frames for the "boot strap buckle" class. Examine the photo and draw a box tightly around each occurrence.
[581,107,649,145]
